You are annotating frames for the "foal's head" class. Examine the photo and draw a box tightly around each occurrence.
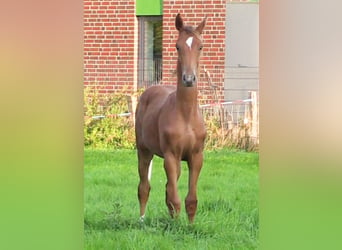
[175,14,207,87]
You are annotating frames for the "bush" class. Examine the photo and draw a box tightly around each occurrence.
[84,86,258,151]
[84,86,135,149]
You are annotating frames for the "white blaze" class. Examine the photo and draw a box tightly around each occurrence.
[185,37,193,49]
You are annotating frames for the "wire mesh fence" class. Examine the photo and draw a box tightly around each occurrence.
[200,91,259,151]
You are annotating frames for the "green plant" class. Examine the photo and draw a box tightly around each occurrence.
[84,86,136,149]
[84,86,258,151]
[203,112,258,152]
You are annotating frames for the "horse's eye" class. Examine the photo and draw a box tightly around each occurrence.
[176,45,180,51]
[199,46,203,51]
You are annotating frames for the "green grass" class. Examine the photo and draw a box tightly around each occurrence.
[84,148,259,249]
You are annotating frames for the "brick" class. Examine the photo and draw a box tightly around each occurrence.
[84,0,226,101]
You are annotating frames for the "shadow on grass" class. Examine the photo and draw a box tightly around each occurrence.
[84,203,218,240]
[199,198,233,213]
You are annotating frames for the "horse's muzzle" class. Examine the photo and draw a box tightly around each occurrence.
[182,74,196,87]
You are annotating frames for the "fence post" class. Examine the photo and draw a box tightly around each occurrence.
[250,91,259,144]
[129,94,138,126]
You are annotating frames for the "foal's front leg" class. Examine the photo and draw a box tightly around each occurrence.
[185,152,203,223]
[163,153,181,218]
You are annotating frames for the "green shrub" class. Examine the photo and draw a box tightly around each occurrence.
[84,86,258,151]
[84,86,135,149]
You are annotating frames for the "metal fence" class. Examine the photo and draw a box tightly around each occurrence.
[199,66,259,149]
[138,58,162,88]
[200,91,259,146]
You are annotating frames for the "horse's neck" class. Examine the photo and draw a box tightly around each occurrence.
[176,73,199,119]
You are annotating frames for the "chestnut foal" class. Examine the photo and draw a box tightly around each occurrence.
[135,14,206,223]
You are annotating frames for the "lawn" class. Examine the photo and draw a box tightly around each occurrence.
[84,148,259,249]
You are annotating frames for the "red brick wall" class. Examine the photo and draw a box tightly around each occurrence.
[162,0,226,103]
[84,1,226,102]
[228,0,253,2]
[84,0,137,94]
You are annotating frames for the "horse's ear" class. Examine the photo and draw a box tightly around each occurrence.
[175,13,184,31]
[195,16,207,34]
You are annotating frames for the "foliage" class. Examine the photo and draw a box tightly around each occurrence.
[203,112,258,152]
[84,86,135,149]
[84,86,258,151]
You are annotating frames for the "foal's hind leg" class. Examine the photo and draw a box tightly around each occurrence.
[137,149,153,221]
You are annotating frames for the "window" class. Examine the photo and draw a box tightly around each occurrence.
[138,16,163,88]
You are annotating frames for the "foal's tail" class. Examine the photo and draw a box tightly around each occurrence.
[148,160,153,181]
[147,160,153,181]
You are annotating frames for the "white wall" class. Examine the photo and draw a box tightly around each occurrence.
[225,3,259,101]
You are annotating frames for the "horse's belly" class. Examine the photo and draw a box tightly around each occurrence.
[141,119,163,155]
